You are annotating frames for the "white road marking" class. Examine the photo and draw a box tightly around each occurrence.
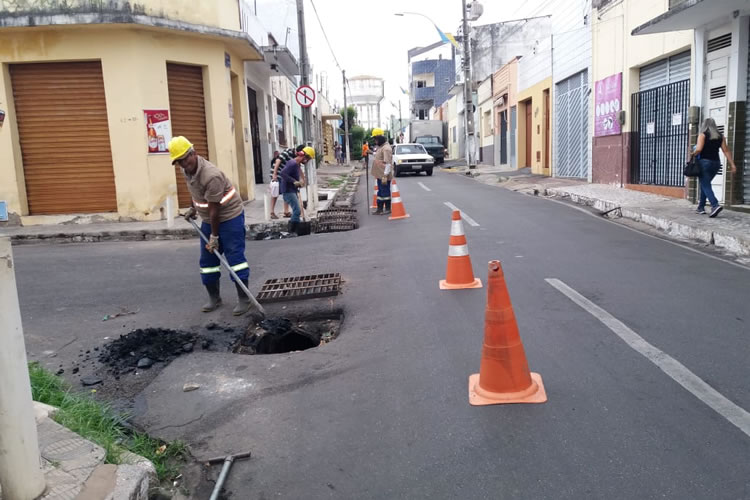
[417,182,431,192]
[443,202,480,227]
[546,278,750,438]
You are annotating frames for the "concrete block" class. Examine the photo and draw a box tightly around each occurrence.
[112,465,150,500]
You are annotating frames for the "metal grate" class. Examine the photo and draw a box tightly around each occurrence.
[710,86,727,99]
[316,208,358,233]
[708,33,732,53]
[256,273,342,303]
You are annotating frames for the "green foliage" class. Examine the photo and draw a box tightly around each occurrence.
[28,363,187,482]
[339,106,357,132]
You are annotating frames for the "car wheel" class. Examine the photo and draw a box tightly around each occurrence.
[395,168,401,177]
[426,168,433,176]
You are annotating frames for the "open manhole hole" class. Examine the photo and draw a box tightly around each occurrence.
[232,312,342,355]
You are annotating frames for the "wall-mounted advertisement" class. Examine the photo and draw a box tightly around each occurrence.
[594,73,622,137]
[144,109,171,154]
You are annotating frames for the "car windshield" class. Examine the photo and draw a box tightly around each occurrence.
[395,145,427,155]
[415,136,440,144]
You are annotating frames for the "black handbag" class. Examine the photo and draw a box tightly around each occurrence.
[683,158,700,177]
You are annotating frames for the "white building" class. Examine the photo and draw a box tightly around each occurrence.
[349,75,385,130]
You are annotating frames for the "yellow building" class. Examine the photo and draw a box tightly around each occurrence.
[0,0,295,224]
[517,78,552,175]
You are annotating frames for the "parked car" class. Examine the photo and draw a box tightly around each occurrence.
[414,135,447,164]
[393,144,434,176]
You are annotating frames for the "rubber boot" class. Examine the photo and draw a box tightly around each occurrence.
[375,200,384,215]
[201,281,222,312]
[384,200,392,215]
[233,279,253,316]
[288,220,298,234]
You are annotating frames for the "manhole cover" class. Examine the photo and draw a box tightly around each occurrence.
[256,273,341,303]
[316,208,358,233]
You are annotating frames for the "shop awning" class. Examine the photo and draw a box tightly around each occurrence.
[322,114,342,121]
[632,0,750,35]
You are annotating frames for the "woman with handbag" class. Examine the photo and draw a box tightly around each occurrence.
[689,118,737,217]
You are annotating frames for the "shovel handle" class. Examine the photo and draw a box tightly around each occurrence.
[188,219,266,318]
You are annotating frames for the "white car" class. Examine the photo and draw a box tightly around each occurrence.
[393,143,435,177]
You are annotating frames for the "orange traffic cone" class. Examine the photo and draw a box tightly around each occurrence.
[468,260,547,405]
[371,184,378,209]
[439,210,482,290]
[388,179,410,220]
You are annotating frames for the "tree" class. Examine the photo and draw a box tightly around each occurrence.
[339,106,357,133]
[350,125,365,160]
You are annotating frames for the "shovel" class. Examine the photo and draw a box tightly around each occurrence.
[295,191,312,236]
[188,219,266,320]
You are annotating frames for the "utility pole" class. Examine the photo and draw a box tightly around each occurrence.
[461,0,476,168]
[398,100,403,142]
[296,0,312,143]
[0,237,46,500]
[342,70,350,164]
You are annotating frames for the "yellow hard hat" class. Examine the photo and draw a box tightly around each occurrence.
[302,146,316,159]
[371,128,385,137]
[168,136,194,164]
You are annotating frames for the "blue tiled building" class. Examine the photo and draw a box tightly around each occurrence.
[410,56,456,120]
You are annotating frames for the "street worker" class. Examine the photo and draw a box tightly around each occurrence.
[168,136,252,316]
[279,146,315,233]
[370,128,393,215]
[362,141,369,167]
[271,145,306,219]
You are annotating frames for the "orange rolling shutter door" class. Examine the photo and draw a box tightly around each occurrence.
[10,61,117,215]
[167,63,210,208]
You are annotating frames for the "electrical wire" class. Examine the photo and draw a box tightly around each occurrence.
[309,0,342,71]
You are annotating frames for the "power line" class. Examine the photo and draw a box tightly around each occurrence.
[308,0,342,71]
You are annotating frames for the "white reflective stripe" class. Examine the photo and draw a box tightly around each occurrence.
[448,244,469,257]
[231,262,249,272]
[193,200,209,208]
[450,220,464,236]
[200,266,221,274]
[220,187,237,204]
[392,196,402,203]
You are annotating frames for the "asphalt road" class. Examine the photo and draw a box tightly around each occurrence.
[14,169,750,499]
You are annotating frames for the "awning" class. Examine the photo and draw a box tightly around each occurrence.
[262,46,300,77]
[322,114,342,121]
[632,0,750,35]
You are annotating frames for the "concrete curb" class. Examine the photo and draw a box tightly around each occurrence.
[545,187,750,257]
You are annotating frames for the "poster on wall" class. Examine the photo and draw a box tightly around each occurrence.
[144,109,172,154]
[594,73,622,137]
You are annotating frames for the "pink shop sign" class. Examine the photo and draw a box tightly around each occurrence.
[594,73,622,137]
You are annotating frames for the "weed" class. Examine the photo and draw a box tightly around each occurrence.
[28,362,187,482]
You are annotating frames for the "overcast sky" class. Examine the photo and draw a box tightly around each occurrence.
[301,0,534,124]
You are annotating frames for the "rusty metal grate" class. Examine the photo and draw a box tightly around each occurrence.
[316,208,358,233]
[256,273,342,303]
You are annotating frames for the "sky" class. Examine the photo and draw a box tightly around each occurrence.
[301,0,533,125]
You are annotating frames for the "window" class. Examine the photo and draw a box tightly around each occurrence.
[483,110,492,137]
[418,109,426,120]
[395,145,427,155]
[415,136,440,145]
[452,126,457,142]
[416,80,427,88]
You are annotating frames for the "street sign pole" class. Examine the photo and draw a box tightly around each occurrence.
[343,69,350,164]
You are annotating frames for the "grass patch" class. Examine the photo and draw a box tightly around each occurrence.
[28,362,187,482]
[326,177,346,188]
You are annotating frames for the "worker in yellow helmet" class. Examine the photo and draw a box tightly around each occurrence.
[279,145,315,233]
[370,128,393,214]
[167,136,252,316]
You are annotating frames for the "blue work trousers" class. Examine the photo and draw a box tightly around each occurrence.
[283,192,301,223]
[377,178,391,200]
[199,213,249,285]
[697,159,721,210]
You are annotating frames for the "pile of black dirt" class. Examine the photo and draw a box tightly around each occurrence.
[233,316,340,355]
[250,230,298,240]
[99,328,202,376]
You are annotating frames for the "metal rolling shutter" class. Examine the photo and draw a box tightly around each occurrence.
[745,24,750,204]
[639,51,690,91]
[10,62,117,215]
[167,63,209,208]
[555,70,588,178]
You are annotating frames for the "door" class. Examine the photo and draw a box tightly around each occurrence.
[167,63,209,208]
[525,101,532,168]
[247,87,264,184]
[10,61,117,214]
[544,90,550,171]
[555,71,589,178]
[510,106,517,168]
[705,31,731,204]
[500,110,508,164]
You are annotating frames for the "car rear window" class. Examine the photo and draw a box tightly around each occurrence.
[395,145,427,154]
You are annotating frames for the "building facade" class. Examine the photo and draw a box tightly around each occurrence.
[477,77,494,164]
[408,46,456,121]
[492,57,520,168]
[349,75,384,130]
[0,0,298,224]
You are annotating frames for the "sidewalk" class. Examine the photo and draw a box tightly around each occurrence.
[0,164,354,245]
[0,403,153,500]
[447,166,750,259]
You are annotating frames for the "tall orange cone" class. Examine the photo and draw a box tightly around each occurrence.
[388,179,410,220]
[371,184,378,209]
[468,260,547,405]
[439,210,482,289]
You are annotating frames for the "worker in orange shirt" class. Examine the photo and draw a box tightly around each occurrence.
[362,141,369,168]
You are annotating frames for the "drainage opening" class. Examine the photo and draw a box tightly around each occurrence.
[232,312,342,355]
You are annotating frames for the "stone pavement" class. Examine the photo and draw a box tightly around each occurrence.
[0,164,354,244]
[0,403,153,500]
[443,166,750,259]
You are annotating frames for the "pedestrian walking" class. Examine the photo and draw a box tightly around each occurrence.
[168,136,252,316]
[689,117,737,217]
[370,128,393,215]
[280,146,316,233]
[270,145,306,219]
[362,141,369,168]
[335,141,343,164]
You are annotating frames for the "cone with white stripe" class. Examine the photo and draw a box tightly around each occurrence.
[371,184,378,209]
[388,179,410,220]
[439,210,482,290]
